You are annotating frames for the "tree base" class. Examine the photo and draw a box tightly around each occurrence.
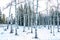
[35,36,38,39]
[32,37,39,39]
[53,34,55,36]
[58,30,60,32]
[31,31,33,33]
[44,25,46,27]
[7,27,8,29]
[15,33,18,35]
[50,31,52,33]
[4,29,7,31]
[7,25,9,29]
[28,28,30,30]
[23,30,25,32]
[7,26,9,29]
[10,30,13,33]
[48,27,50,29]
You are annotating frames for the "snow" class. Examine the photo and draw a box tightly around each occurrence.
[0,24,60,40]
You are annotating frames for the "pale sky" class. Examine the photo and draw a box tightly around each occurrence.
[0,0,60,17]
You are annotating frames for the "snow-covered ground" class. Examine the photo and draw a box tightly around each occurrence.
[0,24,60,40]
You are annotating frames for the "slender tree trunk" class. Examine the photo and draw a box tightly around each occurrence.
[23,14,25,32]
